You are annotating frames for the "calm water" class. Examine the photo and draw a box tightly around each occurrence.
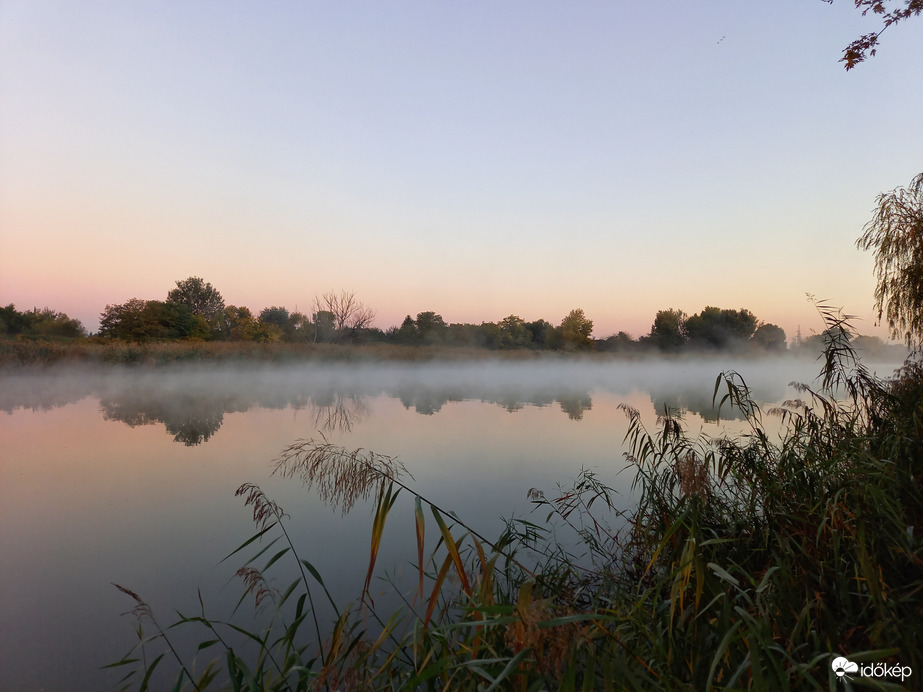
[0,356,895,691]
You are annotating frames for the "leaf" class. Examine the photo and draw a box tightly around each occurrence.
[138,653,164,692]
[362,481,399,606]
[415,494,426,602]
[262,547,290,572]
[300,559,339,615]
[423,552,455,630]
[220,524,277,564]
[707,562,740,587]
[431,506,471,597]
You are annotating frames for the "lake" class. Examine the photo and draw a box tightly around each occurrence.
[0,355,899,691]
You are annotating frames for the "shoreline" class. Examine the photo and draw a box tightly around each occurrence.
[1,337,890,370]
[1,337,910,371]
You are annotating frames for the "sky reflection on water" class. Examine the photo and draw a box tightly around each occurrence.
[1,356,897,690]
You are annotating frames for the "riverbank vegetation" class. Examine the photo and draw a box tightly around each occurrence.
[7,170,920,367]
[0,295,907,368]
[108,305,922,690]
[102,171,922,688]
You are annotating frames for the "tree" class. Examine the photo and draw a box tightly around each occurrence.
[751,323,788,351]
[167,277,225,322]
[260,306,310,341]
[0,304,29,336]
[259,306,290,329]
[823,0,923,69]
[444,321,498,349]
[313,291,375,341]
[99,299,208,341]
[285,312,313,342]
[856,171,923,348]
[394,316,419,345]
[145,301,210,340]
[597,331,638,353]
[498,315,532,350]
[525,319,553,349]
[648,309,687,351]
[415,311,448,345]
[684,307,759,350]
[1,305,85,339]
[99,298,149,340]
[220,306,259,341]
[313,310,336,343]
[557,309,594,351]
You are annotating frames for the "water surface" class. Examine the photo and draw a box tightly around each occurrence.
[1,356,894,690]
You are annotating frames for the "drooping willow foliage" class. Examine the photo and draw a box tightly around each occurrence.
[856,171,923,349]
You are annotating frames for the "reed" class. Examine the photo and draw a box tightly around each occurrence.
[2,336,827,369]
[0,339,559,367]
[108,306,922,690]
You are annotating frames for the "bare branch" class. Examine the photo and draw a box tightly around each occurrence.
[312,290,375,341]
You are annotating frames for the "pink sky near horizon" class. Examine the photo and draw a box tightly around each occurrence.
[2,2,921,341]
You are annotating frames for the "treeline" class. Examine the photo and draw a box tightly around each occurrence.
[0,305,86,339]
[0,276,901,357]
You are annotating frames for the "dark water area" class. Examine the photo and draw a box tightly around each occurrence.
[0,356,904,690]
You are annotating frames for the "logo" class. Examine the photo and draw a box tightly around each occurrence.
[831,657,858,678]
[832,656,912,683]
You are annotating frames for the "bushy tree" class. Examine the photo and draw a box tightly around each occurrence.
[259,306,290,329]
[0,305,85,339]
[685,307,758,350]
[167,277,225,322]
[498,315,532,350]
[443,322,498,349]
[219,306,259,341]
[648,309,687,351]
[286,312,313,342]
[597,331,638,353]
[99,299,149,340]
[415,312,448,346]
[751,323,788,351]
[0,304,28,336]
[526,319,553,349]
[217,305,281,342]
[856,171,923,348]
[257,306,292,342]
[476,321,500,350]
[99,299,208,341]
[395,316,419,345]
[313,310,336,343]
[146,301,210,340]
[557,309,594,351]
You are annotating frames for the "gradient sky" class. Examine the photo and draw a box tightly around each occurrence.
[1,1,921,339]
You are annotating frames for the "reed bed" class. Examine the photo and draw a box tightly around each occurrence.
[109,308,922,691]
[1,336,841,369]
[0,339,581,368]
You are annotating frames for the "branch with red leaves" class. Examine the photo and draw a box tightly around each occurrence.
[822,0,922,69]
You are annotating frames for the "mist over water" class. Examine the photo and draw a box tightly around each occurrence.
[0,355,906,690]
[2,355,879,428]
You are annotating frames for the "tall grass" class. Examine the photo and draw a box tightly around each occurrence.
[109,307,922,690]
[0,339,585,368]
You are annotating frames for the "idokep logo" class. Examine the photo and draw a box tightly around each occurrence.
[831,656,912,683]
[831,657,858,678]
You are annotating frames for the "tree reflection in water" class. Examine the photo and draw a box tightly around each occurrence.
[0,358,831,444]
[101,394,228,445]
[308,393,369,432]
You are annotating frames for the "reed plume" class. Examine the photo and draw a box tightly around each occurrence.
[272,435,408,514]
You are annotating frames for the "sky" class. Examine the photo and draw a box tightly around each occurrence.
[1,1,921,340]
